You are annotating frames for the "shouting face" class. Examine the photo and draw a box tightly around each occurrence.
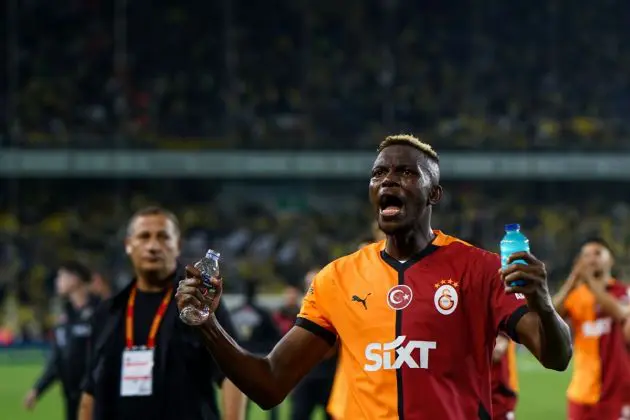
[369,144,442,235]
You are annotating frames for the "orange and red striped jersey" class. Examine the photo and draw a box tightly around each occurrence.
[296,231,528,420]
[563,281,630,405]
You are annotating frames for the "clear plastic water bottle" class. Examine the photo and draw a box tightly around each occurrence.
[500,223,529,287]
[179,249,221,326]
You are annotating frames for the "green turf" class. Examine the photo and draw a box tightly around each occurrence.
[0,350,570,419]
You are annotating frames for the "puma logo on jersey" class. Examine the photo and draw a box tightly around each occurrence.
[352,293,371,310]
[364,336,437,371]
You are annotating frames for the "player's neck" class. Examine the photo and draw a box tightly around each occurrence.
[136,271,173,293]
[69,288,89,310]
[385,226,435,261]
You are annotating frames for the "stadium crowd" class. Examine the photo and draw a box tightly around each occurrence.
[1,178,630,342]
[3,0,630,150]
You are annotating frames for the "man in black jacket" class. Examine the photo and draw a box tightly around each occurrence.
[78,206,246,420]
[24,260,100,420]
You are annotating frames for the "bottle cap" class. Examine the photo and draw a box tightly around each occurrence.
[505,223,520,232]
[205,249,221,260]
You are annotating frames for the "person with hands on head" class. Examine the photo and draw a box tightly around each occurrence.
[552,238,630,420]
[578,240,630,323]
[177,134,571,420]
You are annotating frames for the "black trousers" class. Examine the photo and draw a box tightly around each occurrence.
[289,376,334,420]
[64,395,80,420]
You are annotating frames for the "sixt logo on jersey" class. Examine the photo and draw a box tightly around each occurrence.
[582,318,612,337]
[364,336,437,371]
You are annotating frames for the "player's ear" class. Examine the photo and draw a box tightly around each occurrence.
[124,237,132,255]
[428,184,443,206]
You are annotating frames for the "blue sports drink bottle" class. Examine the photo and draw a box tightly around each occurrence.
[500,224,529,287]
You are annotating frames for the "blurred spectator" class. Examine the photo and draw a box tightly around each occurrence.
[231,281,282,355]
[273,285,303,336]
[89,273,111,300]
[23,261,100,420]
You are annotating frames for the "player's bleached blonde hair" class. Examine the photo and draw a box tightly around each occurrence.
[377,134,439,162]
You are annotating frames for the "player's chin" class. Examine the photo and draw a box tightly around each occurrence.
[377,214,408,235]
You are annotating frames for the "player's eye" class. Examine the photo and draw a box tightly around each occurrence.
[402,169,416,177]
[372,168,386,177]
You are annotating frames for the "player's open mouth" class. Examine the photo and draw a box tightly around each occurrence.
[379,194,404,217]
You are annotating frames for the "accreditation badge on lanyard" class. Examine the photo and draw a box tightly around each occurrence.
[120,285,172,397]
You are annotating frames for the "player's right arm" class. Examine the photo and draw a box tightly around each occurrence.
[177,265,336,410]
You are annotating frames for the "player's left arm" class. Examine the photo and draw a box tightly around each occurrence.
[500,252,572,371]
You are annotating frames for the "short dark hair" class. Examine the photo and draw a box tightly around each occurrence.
[58,260,92,283]
[126,206,180,236]
[581,237,614,257]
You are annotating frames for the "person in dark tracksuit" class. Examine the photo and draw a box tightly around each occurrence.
[24,261,100,420]
[289,268,337,420]
[231,281,282,420]
[77,206,246,420]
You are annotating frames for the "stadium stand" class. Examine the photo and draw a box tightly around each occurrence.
[2,0,630,150]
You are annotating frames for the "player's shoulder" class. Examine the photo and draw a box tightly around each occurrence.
[434,231,500,270]
[316,241,384,286]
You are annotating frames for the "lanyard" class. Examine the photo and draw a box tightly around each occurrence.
[125,284,173,349]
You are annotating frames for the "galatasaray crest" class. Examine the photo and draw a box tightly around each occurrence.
[433,279,459,315]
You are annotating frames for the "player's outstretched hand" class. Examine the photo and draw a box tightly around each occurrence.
[175,265,223,319]
[500,252,551,310]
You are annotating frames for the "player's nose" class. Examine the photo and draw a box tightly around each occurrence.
[381,173,401,188]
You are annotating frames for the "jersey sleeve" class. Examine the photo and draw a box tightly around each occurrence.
[483,252,529,343]
[295,265,337,346]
